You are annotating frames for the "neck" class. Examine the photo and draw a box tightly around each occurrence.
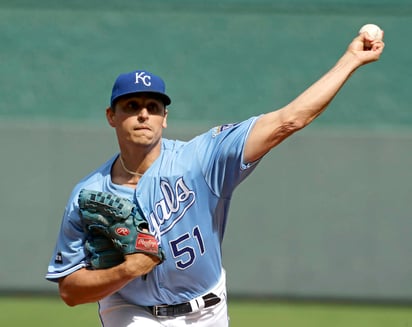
[119,155,144,177]
[117,140,162,178]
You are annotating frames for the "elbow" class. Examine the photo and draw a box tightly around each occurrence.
[62,299,78,307]
[265,119,306,149]
[58,278,80,307]
[280,118,306,135]
[59,289,78,307]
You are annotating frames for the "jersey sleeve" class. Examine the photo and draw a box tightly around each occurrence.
[45,155,117,282]
[194,116,261,198]
[45,192,87,282]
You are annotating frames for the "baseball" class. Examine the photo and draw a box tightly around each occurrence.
[359,24,383,40]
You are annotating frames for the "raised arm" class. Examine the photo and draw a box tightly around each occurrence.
[244,30,385,163]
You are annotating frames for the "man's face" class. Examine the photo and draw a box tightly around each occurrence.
[107,94,168,148]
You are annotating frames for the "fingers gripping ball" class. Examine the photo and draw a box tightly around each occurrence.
[359,23,383,49]
[78,189,165,263]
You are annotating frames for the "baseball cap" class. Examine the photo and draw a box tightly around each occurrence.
[110,70,171,107]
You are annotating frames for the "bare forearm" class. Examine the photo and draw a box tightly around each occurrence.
[59,254,158,306]
[279,31,384,130]
[282,51,361,127]
[245,53,360,162]
[244,32,384,163]
[59,268,130,305]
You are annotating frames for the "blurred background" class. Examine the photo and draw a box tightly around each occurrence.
[1,0,411,311]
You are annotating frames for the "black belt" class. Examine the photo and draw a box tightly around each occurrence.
[148,293,221,317]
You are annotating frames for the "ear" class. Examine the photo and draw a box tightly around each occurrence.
[106,107,116,127]
[162,108,168,128]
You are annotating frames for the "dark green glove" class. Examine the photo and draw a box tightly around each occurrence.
[85,233,124,269]
[78,189,165,268]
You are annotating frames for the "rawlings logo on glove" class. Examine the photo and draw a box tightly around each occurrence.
[136,233,159,252]
[115,227,130,236]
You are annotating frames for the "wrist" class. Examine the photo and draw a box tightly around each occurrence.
[122,253,157,278]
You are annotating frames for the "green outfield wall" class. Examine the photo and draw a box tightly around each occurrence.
[1,0,411,302]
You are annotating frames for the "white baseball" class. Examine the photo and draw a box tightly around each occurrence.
[359,24,383,40]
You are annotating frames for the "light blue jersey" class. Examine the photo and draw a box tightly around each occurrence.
[46,116,260,306]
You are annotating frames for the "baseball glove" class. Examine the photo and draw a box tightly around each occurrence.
[85,233,125,269]
[78,189,165,269]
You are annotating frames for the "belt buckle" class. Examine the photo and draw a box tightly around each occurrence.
[152,304,169,317]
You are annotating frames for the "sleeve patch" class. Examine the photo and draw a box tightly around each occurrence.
[54,252,63,264]
[212,123,239,137]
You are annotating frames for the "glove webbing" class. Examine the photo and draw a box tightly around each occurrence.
[79,190,136,220]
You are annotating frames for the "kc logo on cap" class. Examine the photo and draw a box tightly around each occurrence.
[110,70,172,107]
[135,71,152,87]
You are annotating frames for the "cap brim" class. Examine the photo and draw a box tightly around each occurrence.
[112,91,171,107]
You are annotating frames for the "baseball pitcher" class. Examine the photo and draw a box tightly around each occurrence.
[46,30,384,326]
